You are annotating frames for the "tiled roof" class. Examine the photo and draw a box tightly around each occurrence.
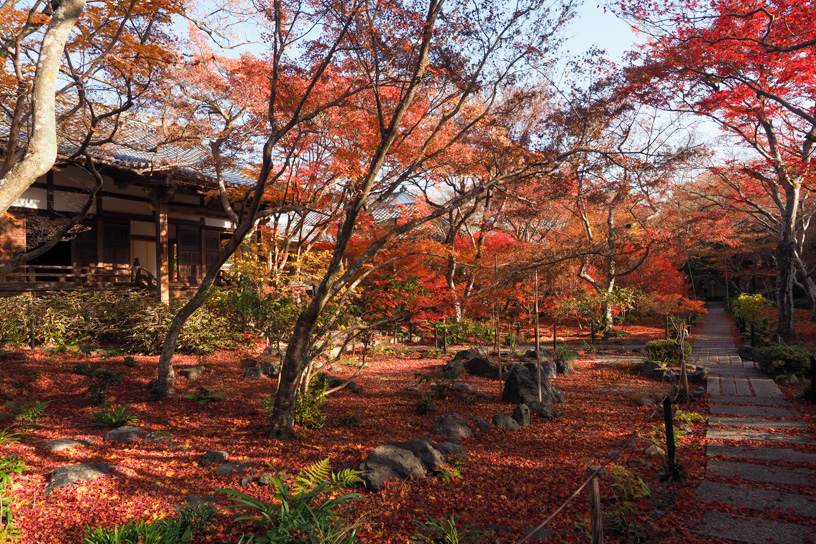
[1,109,255,187]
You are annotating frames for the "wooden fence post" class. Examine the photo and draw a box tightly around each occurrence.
[665,315,670,340]
[434,324,439,349]
[29,317,35,349]
[663,397,677,474]
[442,327,447,355]
[750,323,755,347]
[552,323,557,352]
[589,474,604,544]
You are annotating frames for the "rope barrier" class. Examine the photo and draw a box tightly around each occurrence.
[516,391,674,544]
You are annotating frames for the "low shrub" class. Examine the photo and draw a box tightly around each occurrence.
[644,339,692,365]
[337,413,361,427]
[757,345,813,380]
[12,291,241,355]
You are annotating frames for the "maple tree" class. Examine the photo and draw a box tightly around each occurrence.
[0,0,183,273]
[621,0,816,340]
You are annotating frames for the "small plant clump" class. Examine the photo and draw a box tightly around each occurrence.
[409,513,487,544]
[90,404,138,428]
[185,385,227,405]
[83,504,215,544]
[416,395,436,415]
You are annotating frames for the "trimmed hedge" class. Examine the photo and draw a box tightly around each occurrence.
[644,339,692,366]
[757,345,813,381]
[0,291,241,354]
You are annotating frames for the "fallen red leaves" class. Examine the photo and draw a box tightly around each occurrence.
[0,319,756,543]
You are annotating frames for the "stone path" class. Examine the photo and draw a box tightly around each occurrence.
[690,303,816,543]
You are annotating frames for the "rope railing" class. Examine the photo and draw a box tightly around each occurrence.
[516,390,676,544]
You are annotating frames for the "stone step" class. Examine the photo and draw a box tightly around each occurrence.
[693,511,816,543]
[708,460,813,485]
[707,428,816,445]
[750,378,784,398]
[709,405,798,417]
[706,444,816,464]
[695,481,816,517]
[709,396,793,407]
[709,416,807,431]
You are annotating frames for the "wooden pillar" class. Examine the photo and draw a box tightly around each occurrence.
[154,198,170,304]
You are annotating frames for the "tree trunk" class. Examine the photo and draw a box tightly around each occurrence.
[775,239,797,341]
[0,0,87,215]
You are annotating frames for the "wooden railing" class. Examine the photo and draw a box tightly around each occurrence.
[0,263,138,292]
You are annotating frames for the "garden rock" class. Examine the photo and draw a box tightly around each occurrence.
[451,347,488,364]
[258,472,275,486]
[389,437,447,470]
[201,450,229,466]
[318,373,365,395]
[472,416,492,432]
[178,365,204,381]
[431,413,473,442]
[178,494,219,510]
[512,404,531,427]
[215,460,253,476]
[645,445,666,457]
[689,366,709,385]
[442,359,465,376]
[738,344,759,361]
[260,346,282,359]
[45,463,119,495]
[41,438,95,452]
[359,444,426,491]
[244,360,280,379]
[464,357,501,379]
[522,526,557,540]
[528,401,562,419]
[436,442,466,457]
[493,414,521,430]
[501,365,565,405]
[104,426,145,443]
[523,361,557,380]
[240,476,253,487]
[555,357,574,375]
[143,431,173,443]
[523,348,552,360]
[451,382,488,398]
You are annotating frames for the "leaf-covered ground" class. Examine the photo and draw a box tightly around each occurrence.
[0,322,720,543]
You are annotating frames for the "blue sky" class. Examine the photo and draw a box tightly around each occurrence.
[564,1,638,64]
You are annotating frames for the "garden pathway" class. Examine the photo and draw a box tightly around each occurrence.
[689,303,816,543]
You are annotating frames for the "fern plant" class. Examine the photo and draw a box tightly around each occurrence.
[90,405,138,428]
[221,458,365,544]
[7,401,49,431]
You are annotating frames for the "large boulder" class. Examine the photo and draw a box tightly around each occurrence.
[360,445,426,491]
[201,451,229,466]
[431,413,473,442]
[689,366,709,385]
[464,357,501,379]
[442,359,465,376]
[104,426,145,444]
[45,463,120,495]
[244,360,280,379]
[501,365,565,405]
[41,438,95,452]
[523,361,557,380]
[492,414,521,430]
[317,373,365,395]
[388,437,447,470]
[451,347,489,364]
[528,401,563,419]
[522,348,552,360]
